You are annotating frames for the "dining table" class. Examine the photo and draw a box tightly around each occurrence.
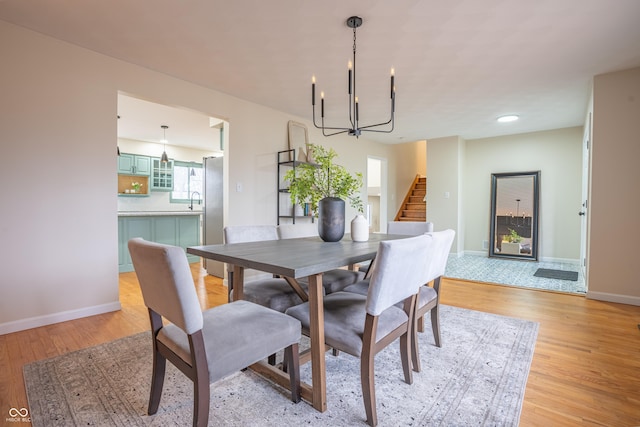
[187,232,407,412]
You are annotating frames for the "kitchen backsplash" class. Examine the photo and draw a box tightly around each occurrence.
[118,191,203,212]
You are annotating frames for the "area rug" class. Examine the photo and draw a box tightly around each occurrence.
[533,268,578,281]
[24,305,538,426]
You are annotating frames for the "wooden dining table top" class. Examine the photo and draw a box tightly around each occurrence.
[187,233,408,278]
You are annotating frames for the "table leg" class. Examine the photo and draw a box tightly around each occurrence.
[308,273,327,412]
[233,265,244,301]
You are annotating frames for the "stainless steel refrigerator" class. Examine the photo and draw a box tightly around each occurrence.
[203,156,224,277]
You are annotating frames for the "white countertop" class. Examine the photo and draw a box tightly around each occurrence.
[118,211,203,217]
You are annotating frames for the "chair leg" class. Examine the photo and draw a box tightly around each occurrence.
[268,353,277,366]
[285,343,301,403]
[417,314,425,333]
[148,346,166,415]
[431,305,442,347]
[410,312,422,373]
[362,315,378,427]
[193,379,210,427]
[400,328,414,384]
[227,271,234,303]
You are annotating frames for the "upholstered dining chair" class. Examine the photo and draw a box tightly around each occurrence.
[359,221,434,278]
[387,220,434,235]
[277,223,364,293]
[286,234,433,426]
[224,225,309,312]
[409,228,455,371]
[128,238,301,427]
[345,229,455,373]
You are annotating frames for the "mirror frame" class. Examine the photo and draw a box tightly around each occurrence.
[489,171,540,260]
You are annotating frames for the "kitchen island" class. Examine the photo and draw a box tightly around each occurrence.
[118,211,202,272]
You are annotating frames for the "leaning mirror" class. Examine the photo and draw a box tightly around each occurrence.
[489,171,540,260]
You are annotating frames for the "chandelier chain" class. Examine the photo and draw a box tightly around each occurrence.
[353,26,357,54]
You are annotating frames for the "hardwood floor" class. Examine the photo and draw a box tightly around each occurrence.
[1,264,639,426]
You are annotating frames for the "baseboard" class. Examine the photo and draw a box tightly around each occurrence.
[463,250,487,257]
[461,251,580,265]
[539,256,580,265]
[586,291,640,307]
[0,301,122,335]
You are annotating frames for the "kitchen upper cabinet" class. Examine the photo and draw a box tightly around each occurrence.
[118,153,151,176]
[150,157,174,191]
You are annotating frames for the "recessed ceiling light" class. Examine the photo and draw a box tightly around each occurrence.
[497,115,519,123]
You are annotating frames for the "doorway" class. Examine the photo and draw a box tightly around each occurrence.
[366,157,388,233]
[116,93,227,277]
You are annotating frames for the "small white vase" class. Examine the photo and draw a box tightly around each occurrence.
[350,214,369,242]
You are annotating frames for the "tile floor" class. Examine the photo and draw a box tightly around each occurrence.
[445,254,586,294]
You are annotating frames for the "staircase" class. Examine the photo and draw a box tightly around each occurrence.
[394,175,427,222]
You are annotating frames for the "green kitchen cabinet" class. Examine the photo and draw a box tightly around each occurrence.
[118,153,151,176]
[118,214,201,272]
[150,157,174,191]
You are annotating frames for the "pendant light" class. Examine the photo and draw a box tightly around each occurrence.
[160,125,169,163]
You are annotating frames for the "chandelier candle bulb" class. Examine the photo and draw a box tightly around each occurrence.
[348,61,353,94]
[355,96,359,121]
[321,92,325,117]
[312,76,316,105]
[390,68,395,98]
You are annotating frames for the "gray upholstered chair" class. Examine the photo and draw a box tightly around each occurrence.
[286,234,433,426]
[277,223,364,293]
[359,221,434,277]
[128,238,301,427]
[387,220,434,235]
[409,228,455,371]
[224,225,309,312]
[345,229,455,373]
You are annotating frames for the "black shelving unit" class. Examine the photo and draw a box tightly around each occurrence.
[277,149,315,224]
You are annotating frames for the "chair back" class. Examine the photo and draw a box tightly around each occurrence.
[366,234,433,316]
[224,225,278,243]
[128,238,203,334]
[277,223,318,239]
[425,229,455,282]
[387,221,434,235]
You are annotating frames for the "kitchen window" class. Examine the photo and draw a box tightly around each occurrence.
[170,162,203,203]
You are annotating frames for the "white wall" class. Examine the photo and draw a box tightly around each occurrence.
[464,127,583,261]
[588,67,640,304]
[426,136,465,253]
[0,21,412,333]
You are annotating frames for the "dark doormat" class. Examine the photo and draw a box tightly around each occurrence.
[533,268,579,281]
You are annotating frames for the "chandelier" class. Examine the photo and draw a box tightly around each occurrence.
[311,16,396,138]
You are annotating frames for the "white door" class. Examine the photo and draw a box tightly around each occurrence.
[579,114,591,284]
[367,157,387,233]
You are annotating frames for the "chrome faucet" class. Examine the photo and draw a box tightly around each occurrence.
[189,191,201,210]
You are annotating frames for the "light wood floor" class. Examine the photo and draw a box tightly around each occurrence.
[1,263,639,426]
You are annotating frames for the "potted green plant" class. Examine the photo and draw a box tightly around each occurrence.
[284,144,364,241]
[501,228,523,254]
[505,228,523,243]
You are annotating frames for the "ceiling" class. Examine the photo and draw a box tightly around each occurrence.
[117,94,224,152]
[2,0,640,144]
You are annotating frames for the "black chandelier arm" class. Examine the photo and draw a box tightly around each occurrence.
[312,106,353,132]
[310,16,396,138]
[359,114,394,131]
[322,128,350,137]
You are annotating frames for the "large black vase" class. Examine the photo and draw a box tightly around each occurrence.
[318,197,345,242]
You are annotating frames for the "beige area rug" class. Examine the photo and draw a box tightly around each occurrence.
[24,305,538,426]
